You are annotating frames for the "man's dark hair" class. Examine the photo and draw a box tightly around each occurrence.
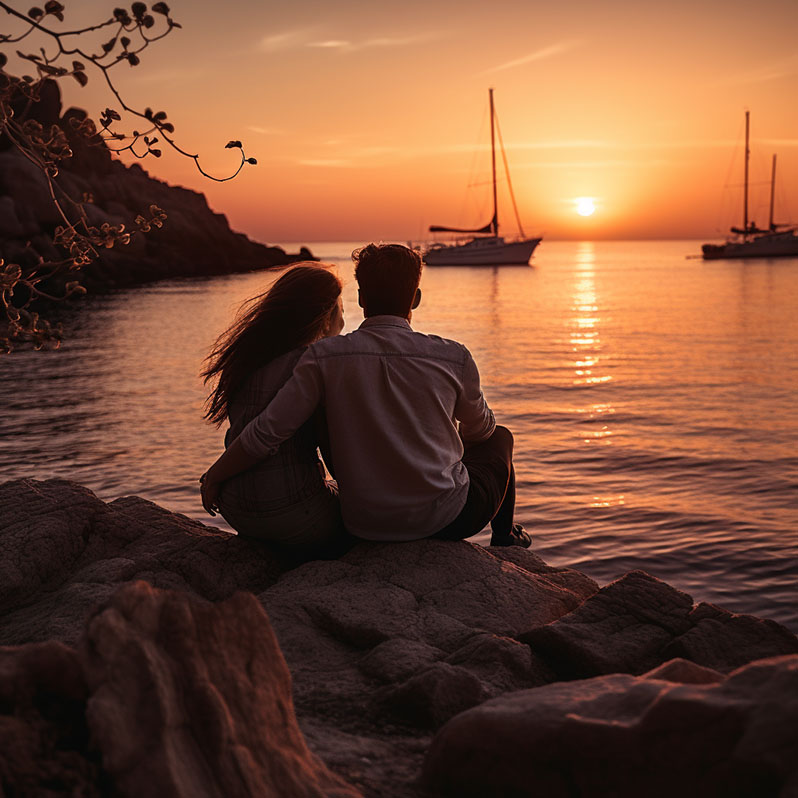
[353,243,423,317]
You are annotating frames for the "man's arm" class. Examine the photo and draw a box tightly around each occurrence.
[455,350,496,443]
[200,348,325,515]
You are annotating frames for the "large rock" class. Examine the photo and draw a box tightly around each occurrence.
[259,541,598,729]
[0,641,99,797]
[82,581,360,798]
[0,478,289,646]
[521,570,798,678]
[423,654,798,798]
[2,478,796,797]
[663,601,798,672]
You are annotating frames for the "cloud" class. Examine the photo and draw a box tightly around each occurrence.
[258,29,314,52]
[307,40,351,49]
[247,125,282,135]
[260,29,442,54]
[306,32,442,52]
[479,39,581,75]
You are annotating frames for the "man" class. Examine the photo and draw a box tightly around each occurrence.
[201,243,529,547]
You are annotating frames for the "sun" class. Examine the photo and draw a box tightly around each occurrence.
[575,197,596,217]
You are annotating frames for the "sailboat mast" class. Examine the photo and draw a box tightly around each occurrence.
[769,153,777,230]
[489,88,498,236]
[743,110,750,233]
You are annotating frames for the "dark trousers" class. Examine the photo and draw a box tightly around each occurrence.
[431,425,516,541]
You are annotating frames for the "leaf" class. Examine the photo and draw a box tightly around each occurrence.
[72,71,88,87]
[153,110,166,121]
[142,14,154,28]
[0,54,6,68]
[71,60,85,71]
[27,7,44,20]
[44,0,64,20]
[152,2,170,15]
[101,39,115,53]
[43,0,63,21]
[131,2,147,18]
[246,157,257,165]
[127,53,140,66]
[225,140,242,149]
[150,148,162,157]
[161,122,174,133]
[120,36,130,48]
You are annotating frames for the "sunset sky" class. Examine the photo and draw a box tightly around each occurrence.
[10,0,798,242]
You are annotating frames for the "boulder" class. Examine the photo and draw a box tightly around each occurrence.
[519,570,694,677]
[0,641,99,798]
[2,478,796,797]
[259,540,597,729]
[81,581,360,798]
[423,654,798,798]
[520,571,798,679]
[0,479,289,646]
[663,601,798,672]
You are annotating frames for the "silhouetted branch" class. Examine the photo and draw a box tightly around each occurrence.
[0,1,256,352]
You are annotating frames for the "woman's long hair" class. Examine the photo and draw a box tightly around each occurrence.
[202,263,342,427]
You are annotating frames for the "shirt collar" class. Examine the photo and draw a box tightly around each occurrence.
[359,315,412,330]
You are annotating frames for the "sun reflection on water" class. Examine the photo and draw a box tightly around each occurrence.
[570,243,612,389]
[588,495,626,508]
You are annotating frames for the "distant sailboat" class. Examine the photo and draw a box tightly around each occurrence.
[702,112,798,260]
[424,89,541,266]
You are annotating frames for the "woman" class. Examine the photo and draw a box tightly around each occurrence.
[201,263,346,554]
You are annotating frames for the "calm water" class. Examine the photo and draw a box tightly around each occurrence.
[1,241,797,630]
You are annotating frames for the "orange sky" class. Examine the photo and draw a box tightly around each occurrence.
[9,0,798,243]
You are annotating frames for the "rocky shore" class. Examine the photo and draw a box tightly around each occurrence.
[1,478,797,797]
[0,80,313,299]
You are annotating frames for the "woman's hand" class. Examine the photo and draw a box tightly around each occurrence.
[199,472,220,516]
[199,437,261,517]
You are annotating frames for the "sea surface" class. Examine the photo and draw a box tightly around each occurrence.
[2,241,797,630]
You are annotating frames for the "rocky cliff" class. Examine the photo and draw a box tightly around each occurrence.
[0,80,313,296]
[1,478,797,797]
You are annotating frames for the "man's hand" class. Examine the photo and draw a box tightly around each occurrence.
[200,473,220,516]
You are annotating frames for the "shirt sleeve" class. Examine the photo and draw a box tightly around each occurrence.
[237,347,324,458]
[455,349,496,443]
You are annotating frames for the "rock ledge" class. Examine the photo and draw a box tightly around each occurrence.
[1,478,796,797]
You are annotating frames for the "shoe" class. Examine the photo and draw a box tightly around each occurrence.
[490,523,531,548]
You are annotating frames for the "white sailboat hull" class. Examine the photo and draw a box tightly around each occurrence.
[424,236,541,266]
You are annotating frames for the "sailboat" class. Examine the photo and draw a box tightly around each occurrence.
[424,89,541,266]
[702,112,798,260]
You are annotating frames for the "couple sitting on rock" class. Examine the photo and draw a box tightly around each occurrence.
[200,243,530,558]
